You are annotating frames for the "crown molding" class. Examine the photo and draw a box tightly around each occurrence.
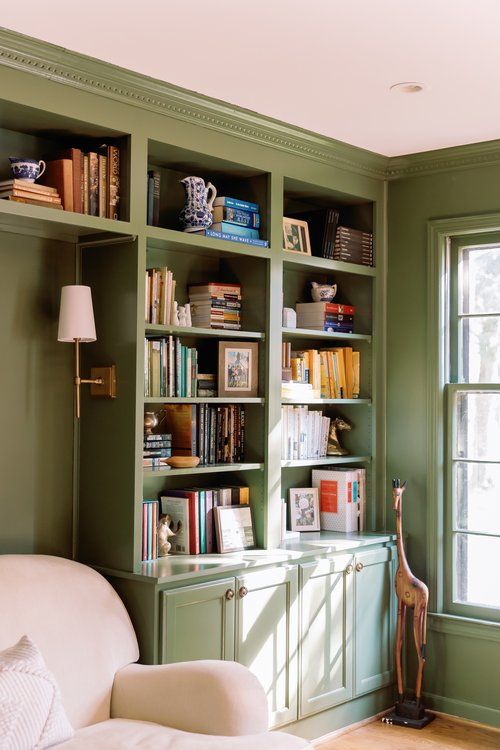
[0,27,388,180]
[387,139,500,179]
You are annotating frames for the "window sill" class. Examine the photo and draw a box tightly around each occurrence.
[429,612,500,643]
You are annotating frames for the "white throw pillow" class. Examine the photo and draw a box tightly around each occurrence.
[0,635,74,750]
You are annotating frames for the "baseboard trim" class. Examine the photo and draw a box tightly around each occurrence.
[313,709,387,746]
[424,693,500,729]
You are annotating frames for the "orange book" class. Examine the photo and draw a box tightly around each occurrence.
[43,159,73,211]
[343,347,353,399]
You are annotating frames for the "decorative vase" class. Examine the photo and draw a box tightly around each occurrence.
[9,157,46,183]
[179,176,217,232]
[311,281,337,302]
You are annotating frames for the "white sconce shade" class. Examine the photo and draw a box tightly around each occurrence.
[58,285,97,343]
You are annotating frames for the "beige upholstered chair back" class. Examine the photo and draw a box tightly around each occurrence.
[0,554,139,728]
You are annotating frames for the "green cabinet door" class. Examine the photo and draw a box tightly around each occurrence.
[354,546,395,696]
[299,553,354,718]
[160,578,235,664]
[235,566,299,729]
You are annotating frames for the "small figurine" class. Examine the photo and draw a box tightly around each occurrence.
[184,303,192,327]
[173,301,180,326]
[311,281,337,302]
[326,416,351,456]
[178,305,187,327]
[157,514,183,556]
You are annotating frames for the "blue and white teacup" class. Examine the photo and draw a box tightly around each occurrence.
[9,157,46,183]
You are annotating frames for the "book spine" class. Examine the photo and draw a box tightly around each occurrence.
[214,196,259,212]
[204,229,268,247]
[108,146,120,220]
[152,171,160,226]
[212,206,260,227]
[98,154,107,218]
[83,155,89,214]
[142,502,148,561]
[199,490,206,554]
[88,152,98,217]
[147,175,154,225]
[210,222,259,239]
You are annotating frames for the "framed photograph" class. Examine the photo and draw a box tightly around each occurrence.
[289,488,320,532]
[218,341,258,397]
[283,217,311,255]
[214,505,255,553]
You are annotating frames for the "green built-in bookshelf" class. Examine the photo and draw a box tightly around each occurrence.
[0,40,387,575]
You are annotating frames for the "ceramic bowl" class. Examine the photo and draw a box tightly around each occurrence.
[166,456,200,469]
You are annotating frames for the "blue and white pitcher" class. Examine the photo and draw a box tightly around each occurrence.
[179,176,217,232]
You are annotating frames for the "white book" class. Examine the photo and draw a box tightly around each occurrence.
[312,468,360,533]
[160,496,190,554]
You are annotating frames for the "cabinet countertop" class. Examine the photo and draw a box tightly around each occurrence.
[99,531,397,587]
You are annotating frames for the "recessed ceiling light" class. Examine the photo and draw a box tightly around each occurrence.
[390,82,424,94]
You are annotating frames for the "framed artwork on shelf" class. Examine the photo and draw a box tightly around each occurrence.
[282,217,311,255]
[214,505,255,553]
[289,487,320,531]
[218,341,258,397]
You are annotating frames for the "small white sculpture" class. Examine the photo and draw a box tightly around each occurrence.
[178,305,187,327]
[184,303,192,327]
[173,301,180,326]
[157,514,182,556]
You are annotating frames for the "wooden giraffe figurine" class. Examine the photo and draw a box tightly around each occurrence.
[386,478,434,728]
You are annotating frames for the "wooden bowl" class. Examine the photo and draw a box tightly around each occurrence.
[166,456,200,469]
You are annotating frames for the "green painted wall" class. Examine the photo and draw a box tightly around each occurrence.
[388,163,500,726]
[0,231,75,556]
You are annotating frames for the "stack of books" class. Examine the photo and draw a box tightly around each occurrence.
[141,499,159,561]
[281,346,360,399]
[160,485,249,554]
[144,337,198,398]
[296,302,355,334]
[145,267,177,325]
[188,282,241,330]
[281,405,331,460]
[333,226,373,266]
[143,432,172,468]
[0,179,63,209]
[312,468,366,532]
[196,373,216,397]
[203,196,268,248]
[161,403,246,465]
[38,147,120,217]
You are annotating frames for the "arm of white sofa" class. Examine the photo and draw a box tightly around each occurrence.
[111,660,269,736]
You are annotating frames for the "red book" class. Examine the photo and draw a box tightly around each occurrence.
[142,502,148,561]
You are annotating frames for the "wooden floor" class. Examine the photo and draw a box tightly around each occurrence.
[314,715,500,750]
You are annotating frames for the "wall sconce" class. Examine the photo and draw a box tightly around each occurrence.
[57,285,116,418]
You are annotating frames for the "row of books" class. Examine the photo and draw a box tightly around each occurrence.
[142,499,159,561]
[143,432,172,468]
[333,227,373,266]
[144,337,198,398]
[204,197,268,247]
[50,147,119,217]
[189,282,241,330]
[281,345,360,399]
[312,468,366,532]
[296,302,355,333]
[145,267,177,325]
[282,405,331,460]
[141,486,250,558]
[154,403,246,465]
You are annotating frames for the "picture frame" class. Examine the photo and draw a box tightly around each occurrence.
[282,217,311,255]
[214,505,255,553]
[289,487,320,532]
[218,341,258,397]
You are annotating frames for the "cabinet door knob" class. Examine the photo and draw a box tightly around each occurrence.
[355,562,364,572]
[345,564,354,574]
[225,588,235,600]
[239,586,248,598]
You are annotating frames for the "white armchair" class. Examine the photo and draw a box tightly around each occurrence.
[0,555,310,749]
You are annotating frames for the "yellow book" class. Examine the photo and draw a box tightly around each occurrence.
[319,351,329,398]
[352,351,360,398]
[333,348,347,398]
[326,351,337,398]
[343,347,353,399]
